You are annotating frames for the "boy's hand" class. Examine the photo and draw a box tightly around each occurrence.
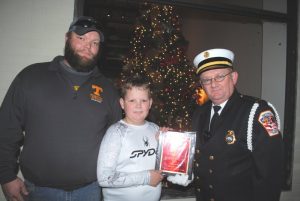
[149,170,164,187]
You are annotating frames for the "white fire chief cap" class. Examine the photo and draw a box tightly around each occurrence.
[193,48,234,75]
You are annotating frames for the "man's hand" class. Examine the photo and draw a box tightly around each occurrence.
[167,173,193,186]
[149,170,164,187]
[1,178,28,201]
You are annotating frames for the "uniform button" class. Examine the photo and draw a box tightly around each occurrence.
[209,155,214,160]
[209,169,213,174]
[197,188,201,192]
[196,176,200,180]
[196,149,200,154]
[209,184,213,189]
[195,163,199,167]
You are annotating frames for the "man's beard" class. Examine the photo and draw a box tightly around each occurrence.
[64,40,99,72]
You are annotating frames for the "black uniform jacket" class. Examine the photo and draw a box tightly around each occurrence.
[192,90,283,201]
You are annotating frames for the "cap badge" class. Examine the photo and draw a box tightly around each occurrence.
[204,51,209,58]
[225,130,236,145]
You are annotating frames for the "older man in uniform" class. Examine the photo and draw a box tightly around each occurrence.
[191,48,283,201]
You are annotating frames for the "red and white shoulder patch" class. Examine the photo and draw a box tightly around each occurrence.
[258,110,279,137]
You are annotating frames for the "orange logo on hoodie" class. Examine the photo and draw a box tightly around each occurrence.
[90,84,103,103]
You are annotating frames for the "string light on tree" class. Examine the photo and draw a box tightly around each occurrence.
[121,3,197,130]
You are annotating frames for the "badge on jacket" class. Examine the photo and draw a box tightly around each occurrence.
[258,110,279,136]
[225,130,236,145]
[90,84,103,103]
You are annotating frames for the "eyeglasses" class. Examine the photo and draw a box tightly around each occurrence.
[200,71,232,85]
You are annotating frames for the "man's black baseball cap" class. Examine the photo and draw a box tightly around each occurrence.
[68,16,104,42]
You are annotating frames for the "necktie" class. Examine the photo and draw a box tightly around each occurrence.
[209,105,221,133]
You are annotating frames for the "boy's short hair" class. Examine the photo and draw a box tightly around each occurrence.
[121,74,152,98]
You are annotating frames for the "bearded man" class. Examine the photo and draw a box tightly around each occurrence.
[0,16,122,201]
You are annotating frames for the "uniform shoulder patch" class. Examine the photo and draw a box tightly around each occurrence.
[258,110,279,137]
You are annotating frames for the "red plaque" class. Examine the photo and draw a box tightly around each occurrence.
[156,131,196,178]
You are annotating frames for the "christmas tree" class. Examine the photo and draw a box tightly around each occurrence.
[121,3,197,130]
